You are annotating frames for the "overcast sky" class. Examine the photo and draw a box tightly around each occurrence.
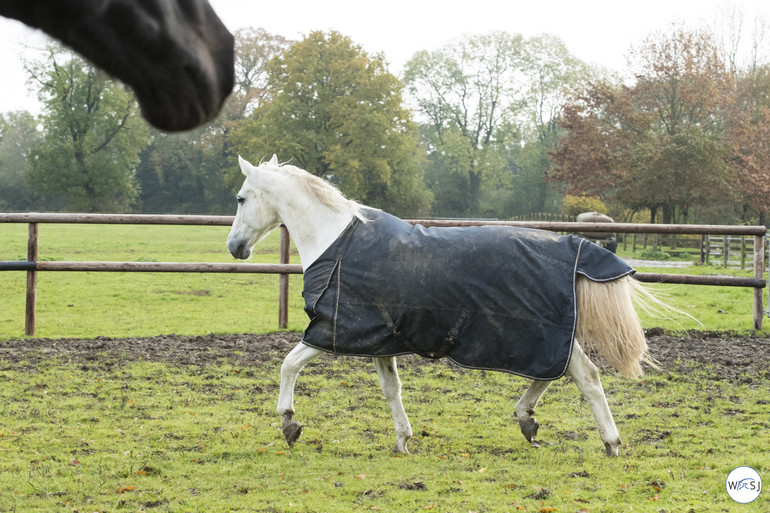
[1,0,768,115]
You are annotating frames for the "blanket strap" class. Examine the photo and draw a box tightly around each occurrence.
[376,304,470,360]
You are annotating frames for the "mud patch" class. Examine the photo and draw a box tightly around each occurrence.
[1,330,768,382]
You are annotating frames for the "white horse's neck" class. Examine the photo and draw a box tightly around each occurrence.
[268,171,355,271]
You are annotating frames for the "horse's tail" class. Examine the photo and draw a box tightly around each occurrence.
[576,275,659,378]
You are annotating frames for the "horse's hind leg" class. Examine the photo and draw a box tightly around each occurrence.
[567,340,622,457]
[277,342,323,447]
[373,357,412,453]
[514,379,551,443]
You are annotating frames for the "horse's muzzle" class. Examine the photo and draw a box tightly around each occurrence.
[227,239,251,260]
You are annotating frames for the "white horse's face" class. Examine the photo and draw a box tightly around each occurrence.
[227,156,281,260]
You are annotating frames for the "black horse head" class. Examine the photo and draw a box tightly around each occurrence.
[2,0,235,132]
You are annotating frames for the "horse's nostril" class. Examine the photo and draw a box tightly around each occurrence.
[227,239,244,259]
[230,241,250,259]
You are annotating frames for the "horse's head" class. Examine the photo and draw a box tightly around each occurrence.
[2,0,234,132]
[227,155,282,260]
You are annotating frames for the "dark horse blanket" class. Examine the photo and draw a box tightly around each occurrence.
[301,209,633,380]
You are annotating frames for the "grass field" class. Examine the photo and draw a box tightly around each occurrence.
[0,222,767,339]
[0,223,307,339]
[0,334,767,512]
[1,223,768,511]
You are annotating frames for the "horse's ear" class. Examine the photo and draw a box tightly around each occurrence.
[238,155,252,177]
[269,154,279,165]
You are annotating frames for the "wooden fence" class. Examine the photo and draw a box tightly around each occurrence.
[0,213,767,335]
[705,235,770,269]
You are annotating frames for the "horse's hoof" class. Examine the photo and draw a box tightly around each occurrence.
[519,417,539,443]
[604,439,621,457]
[392,444,409,454]
[283,420,302,446]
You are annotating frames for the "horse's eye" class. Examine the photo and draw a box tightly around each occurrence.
[237,196,245,205]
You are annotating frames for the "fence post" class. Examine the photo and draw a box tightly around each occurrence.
[740,236,747,270]
[278,225,290,329]
[753,234,765,331]
[723,237,729,268]
[25,223,38,336]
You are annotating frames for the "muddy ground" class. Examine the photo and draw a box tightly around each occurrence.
[1,330,768,383]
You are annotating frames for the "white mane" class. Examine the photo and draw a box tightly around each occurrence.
[259,161,369,221]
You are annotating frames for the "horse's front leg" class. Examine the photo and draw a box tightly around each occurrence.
[373,357,412,453]
[514,379,552,444]
[277,342,323,447]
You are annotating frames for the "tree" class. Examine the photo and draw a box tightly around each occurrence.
[0,111,40,211]
[404,33,591,217]
[135,28,292,214]
[134,129,231,214]
[404,32,526,215]
[229,27,292,118]
[229,31,431,216]
[25,44,150,212]
[727,65,770,224]
[549,28,734,223]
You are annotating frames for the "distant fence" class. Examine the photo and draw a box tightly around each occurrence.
[509,213,575,222]
[0,213,767,335]
[618,232,769,269]
[706,235,770,269]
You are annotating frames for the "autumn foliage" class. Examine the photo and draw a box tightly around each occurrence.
[549,27,770,224]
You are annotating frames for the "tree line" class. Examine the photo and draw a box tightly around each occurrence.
[1,18,769,224]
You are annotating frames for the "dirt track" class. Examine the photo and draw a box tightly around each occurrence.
[1,330,768,383]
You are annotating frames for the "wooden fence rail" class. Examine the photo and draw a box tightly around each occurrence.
[1,212,767,335]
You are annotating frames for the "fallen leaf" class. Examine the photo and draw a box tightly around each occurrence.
[135,470,147,475]
[116,486,136,493]
[69,458,80,466]
[355,473,366,479]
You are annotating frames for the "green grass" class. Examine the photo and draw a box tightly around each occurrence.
[0,352,767,512]
[635,264,766,332]
[1,222,768,339]
[0,224,307,339]
[1,225,768,511]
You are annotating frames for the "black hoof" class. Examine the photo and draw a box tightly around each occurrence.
[283,420,302,446]
[520,417,539,443]
[604,439,621,457]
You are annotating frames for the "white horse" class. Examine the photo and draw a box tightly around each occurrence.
[227,155,657,457]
